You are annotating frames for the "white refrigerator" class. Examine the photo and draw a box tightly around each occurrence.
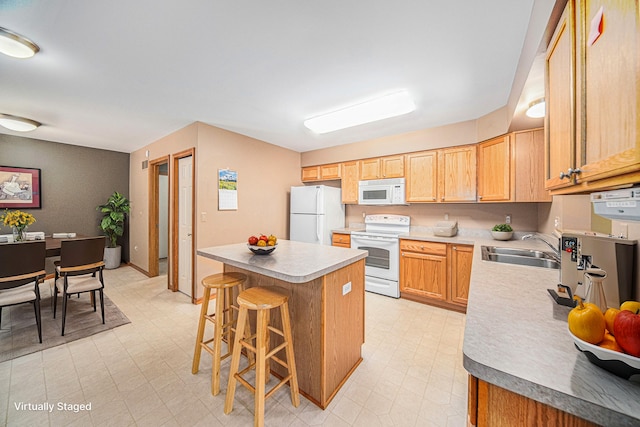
[290,185,345,245]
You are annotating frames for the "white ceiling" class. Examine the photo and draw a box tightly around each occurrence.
[0,0,554,154]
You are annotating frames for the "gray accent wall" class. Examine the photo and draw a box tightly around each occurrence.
[1,134,130,262]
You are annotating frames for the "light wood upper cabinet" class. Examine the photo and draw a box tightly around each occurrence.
[381,155,404,178]
[301,163,341,182]
[545,0,576,191]
[439,145,477,202]
[576,0,640,184]
[320,163,341,180]
[513,129,551,202]
[301,166,321,182]
[341,161,359,204]
[359,155,404,180]
[406,150,438,202]
[477,135,512,202]
[546,0,640,193]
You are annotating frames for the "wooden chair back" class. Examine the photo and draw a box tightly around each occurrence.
[59,236,106,272]
[0,240,46,289]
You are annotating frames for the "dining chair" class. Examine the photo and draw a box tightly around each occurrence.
[53,236,106,336]
[0,240,46,343]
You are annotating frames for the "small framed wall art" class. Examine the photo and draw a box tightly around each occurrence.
[0,165,42,209]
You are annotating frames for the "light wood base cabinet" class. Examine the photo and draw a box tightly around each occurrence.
[400,240,472,311]
[468,375,599,427]
[332,232,351,248]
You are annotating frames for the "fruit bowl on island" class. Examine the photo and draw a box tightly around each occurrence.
[247,243,277,255]
[247,234,278,255]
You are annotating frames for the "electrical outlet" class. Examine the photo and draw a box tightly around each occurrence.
[505,214,511,224]
[342,282,352,295]
[444,213,449,220]
[201,212,207,222]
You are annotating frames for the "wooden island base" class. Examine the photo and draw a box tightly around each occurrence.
[224,259,365,409]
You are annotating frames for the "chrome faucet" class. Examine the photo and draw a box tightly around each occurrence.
[522,234,561,260]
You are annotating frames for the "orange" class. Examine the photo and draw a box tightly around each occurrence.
[604,307,620,335]
[598,331,623,353]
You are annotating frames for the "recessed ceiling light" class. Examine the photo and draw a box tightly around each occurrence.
[0,113,41,132]
[526,98,545,118]
[304,91,416,134]
[0,27,40,59]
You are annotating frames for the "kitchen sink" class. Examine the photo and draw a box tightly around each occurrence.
[481,246,560,269]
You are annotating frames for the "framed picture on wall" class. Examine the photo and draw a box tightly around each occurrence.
[0,165,42,209]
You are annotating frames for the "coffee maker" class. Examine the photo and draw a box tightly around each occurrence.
[560,231,636,308]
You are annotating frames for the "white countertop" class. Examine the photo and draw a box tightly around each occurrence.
[197,239,367,283]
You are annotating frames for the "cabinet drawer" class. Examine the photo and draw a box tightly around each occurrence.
[400,240,447,255]
[332,233,351,247]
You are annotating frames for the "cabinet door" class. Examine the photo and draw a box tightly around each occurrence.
[477,135,512,202]
[320,163,341,180]
[400,250,447,301]
[359,158,380,180]
[341,161,360,204]
[406,151,438,202]
[332,233,351,248]
[439,145,477,202]
[301,166,320,182]
[450,245,473,306]
[381,155,404,178]
[545,1,577,190]
[576,0,640,183]
[514,129,551,202]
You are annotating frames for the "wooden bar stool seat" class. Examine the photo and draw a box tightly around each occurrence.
[224,286,300,427]
[192,272,249,396]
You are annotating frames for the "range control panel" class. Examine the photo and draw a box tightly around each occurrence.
[561,236,578,262]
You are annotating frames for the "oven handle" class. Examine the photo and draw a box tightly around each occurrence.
[351,235,398,243]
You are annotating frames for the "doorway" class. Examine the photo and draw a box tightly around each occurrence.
[148,156,170,283]
[172,148,196,301]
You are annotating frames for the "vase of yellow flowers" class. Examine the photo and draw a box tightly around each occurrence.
[1,209,36,242]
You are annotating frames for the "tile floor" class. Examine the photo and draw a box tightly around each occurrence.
[1,266,468,426]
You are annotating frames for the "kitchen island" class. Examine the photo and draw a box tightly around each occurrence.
[197,239,367,409]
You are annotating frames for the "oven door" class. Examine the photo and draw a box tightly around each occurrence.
[350,234,399,282]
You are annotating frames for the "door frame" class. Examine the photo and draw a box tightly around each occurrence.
[148,155,170,280]
[172,148,196,300]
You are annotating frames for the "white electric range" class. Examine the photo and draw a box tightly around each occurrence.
[350,214,410,298]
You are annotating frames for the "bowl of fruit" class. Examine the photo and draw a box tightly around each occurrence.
[247,234,278,255]
[568,298,640,381]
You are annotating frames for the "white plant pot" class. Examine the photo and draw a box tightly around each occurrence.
[103,246,122,269]
[491,231,513,241]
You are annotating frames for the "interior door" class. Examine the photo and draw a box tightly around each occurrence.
[178,156,193,297]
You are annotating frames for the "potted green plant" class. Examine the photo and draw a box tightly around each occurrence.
[491,223,513,241]
[97,191,130,269]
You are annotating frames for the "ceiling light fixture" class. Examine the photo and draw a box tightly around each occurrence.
[526,98,545,118]
[0,27,40,59]
[304,90,416,134]
[0,113,41,132]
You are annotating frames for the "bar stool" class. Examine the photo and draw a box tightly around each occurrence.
[224,286,300,427]
[192,272,249,396]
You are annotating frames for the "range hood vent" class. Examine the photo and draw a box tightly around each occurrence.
[591,187,640,221]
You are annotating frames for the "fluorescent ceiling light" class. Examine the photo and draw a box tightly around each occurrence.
[526,98,545,118]
[0,114,41,132]
[0,27,40,59]
[304,91,416,134]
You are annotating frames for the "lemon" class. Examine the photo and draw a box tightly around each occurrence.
[256,240,267,247]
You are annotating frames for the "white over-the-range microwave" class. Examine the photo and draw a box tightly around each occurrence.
[358,178,406,205]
